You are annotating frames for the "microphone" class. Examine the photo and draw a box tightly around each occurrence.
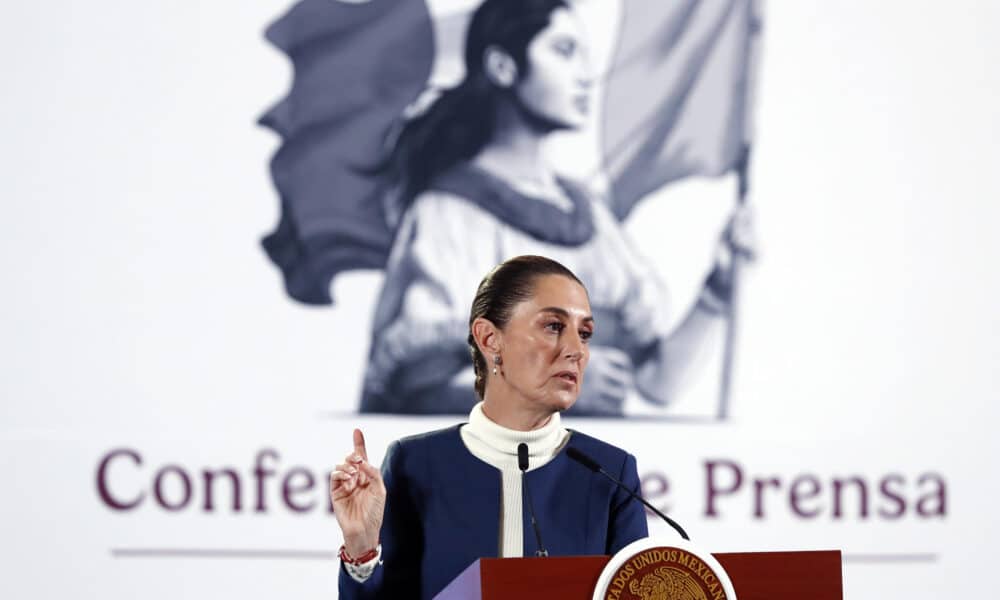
[517,443,548,557]
[566,446,690,541]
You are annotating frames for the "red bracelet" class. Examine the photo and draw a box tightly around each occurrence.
[339,542,379,565]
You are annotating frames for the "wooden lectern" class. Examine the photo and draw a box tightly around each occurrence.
[434,550,842,600]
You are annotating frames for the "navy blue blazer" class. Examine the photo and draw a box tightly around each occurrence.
[338,425,648,599]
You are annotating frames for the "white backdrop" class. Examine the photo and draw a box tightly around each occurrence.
[2,1,999,598]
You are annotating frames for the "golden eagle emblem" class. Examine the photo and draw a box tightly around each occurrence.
[627,566,708,600]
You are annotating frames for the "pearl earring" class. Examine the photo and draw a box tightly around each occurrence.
[492,355,501,375]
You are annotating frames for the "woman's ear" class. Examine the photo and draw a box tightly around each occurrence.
[471,316,502,356]
[483,45,518,88]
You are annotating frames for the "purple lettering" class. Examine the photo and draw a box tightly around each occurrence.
[96,448,144,511]
[752,476,781,519]
[877,474,906,518]
[705,460,743,518]
[203,468,242,511]
[789,475,822,518]
[282,467,316,513]
[832,476,869,519]
[916,473,947,517]
[640,471,672,516]
[254,449,279,513]
[154,465,192,511]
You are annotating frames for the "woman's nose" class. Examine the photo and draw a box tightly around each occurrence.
[564,330,585,360]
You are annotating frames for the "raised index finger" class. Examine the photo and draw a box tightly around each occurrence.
[353,428,369,462]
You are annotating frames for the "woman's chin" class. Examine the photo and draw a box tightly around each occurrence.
[546,390,579,412]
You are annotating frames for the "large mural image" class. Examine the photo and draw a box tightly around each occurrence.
[260,0,762,418]
[6,0,992,597]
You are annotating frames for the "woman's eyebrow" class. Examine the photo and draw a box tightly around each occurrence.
[538,307,594,323]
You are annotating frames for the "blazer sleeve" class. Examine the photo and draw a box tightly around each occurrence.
[338,441,425,599]
[606,453,649,554]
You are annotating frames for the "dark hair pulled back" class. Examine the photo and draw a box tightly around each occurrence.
[384,0,568,204]
[468,255,584,399]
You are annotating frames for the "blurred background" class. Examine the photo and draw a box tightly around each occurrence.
[2,0,997,598]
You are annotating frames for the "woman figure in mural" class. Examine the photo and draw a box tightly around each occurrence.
[362,0,749,416]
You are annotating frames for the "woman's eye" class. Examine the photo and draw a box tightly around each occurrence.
[553,39,576,58]
[579,330,593,342]
[545,322,565,333]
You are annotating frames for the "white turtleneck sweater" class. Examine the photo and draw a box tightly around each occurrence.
[460,401,571,557]
[344,402,571,582]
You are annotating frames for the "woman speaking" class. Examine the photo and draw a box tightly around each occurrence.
[331,256,649,599]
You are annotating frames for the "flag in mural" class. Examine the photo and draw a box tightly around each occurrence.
[602,0,759,219]
[260,0,436,305]
[259,0,762,418]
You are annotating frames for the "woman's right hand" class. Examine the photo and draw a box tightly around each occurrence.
[330,429,386,557]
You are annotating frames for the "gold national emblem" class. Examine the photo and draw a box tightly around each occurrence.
[603,547,729,600]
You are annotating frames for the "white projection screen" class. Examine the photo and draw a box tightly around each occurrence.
[2,1,997,598]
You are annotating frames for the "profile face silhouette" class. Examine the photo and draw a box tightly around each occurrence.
[486,6,594,131]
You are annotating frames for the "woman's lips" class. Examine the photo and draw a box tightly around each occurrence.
[555,371,578,384]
